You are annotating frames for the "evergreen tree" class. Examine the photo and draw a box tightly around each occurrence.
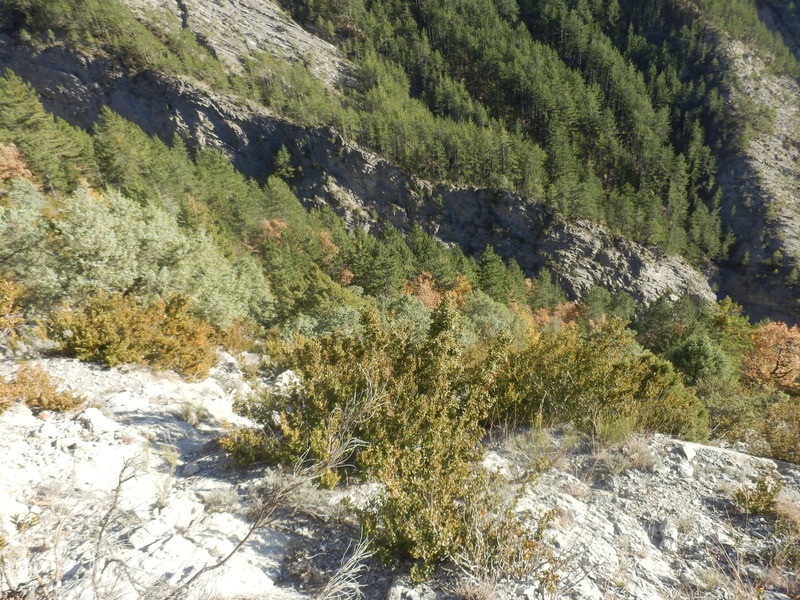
[477,245,510,304]
[407,223,457,288]
[0,71,96,192]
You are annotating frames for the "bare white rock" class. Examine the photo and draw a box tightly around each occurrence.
[78,407,120,435]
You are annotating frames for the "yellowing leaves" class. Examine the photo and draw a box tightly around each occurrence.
[743,321,800,390]
[0,143,33,183]
[47,292,216,379]
[0,275,24,346]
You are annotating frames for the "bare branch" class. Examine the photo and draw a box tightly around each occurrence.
[316,537,373,600]
[91,455,147,599]
[162,383,381,600]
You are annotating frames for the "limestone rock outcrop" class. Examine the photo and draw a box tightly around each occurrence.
[2,355,799,599]
[716,38,800,322]
[120,0,353,88]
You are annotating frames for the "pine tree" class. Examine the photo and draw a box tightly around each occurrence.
[477,245,510,303]
[0,71,96,193]
[407,223,457,288]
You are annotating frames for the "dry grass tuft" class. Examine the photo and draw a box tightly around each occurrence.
[451,578,498,600]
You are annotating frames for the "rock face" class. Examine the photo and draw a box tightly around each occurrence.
[494,433,800,600]
[120,0,352,88]
[2,356,799,600]
[0,32,716,307]
[716,38,800,323]
[0,355,306,600]
[538,220,716,305]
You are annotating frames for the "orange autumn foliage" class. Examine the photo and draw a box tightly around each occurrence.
[0,365,83,414]
[258,218,288,242]
[0,143,34,182]
[405,271,443,309]
[530,302,582,330]
[319,230,340,269]
[743,321,800,389]
[450,275,473,306]
[339,268,354,286]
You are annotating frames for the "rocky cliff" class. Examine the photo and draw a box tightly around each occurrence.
[716,37,800,323]
[120,0,353,88]
[0,30,716,308]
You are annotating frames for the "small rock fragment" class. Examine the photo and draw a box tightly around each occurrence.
[659,517,679,552]
[78,408,119,434]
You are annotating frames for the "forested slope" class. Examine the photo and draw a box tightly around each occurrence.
[5,0,799,319]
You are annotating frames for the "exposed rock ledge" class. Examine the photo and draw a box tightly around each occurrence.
[2,355,799,599]
[120,0,354,88]
[716,39,800,323]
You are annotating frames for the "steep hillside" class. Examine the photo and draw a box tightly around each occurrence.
[0,35,715,306]
[716,38,800,323]
[5,1,800,596]
[120,0,352,87]
[5,0,800,321]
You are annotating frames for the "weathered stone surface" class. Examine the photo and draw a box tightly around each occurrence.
[182,461,201,476]
[0,354,308,600]
[716,38,800,323]
[78,407,120,434]
[679,444,697,463]
[537,219,716,305]
[273,369,302,396]
[659,517,679,552]
[121,0,352,88]
[386,578,440,600]
[501,431,800,600]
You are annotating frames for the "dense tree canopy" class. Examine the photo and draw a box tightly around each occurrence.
[9,0,793,265]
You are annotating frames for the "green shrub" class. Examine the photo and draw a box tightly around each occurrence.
[217,318,262,355]
[49,291,155,367]
[362,467,553,582]
[666,333,733,385]
[219,425,275,467]
[762,395,800,463]
[489,320,709,440]
[734,476,782,516]
[635,355,709,441]
[698,378,767,440]
[231,302,549,575]
[462,289,527,341]
[149,296,217,378]
[0,180,274,327]
[377,293,431,341]
[233,309,398,474]
[0,275,24,346]
[0,380,12,414]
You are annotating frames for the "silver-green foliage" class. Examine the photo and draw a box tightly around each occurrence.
[0,179,274,326]
[462,289,527,341]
